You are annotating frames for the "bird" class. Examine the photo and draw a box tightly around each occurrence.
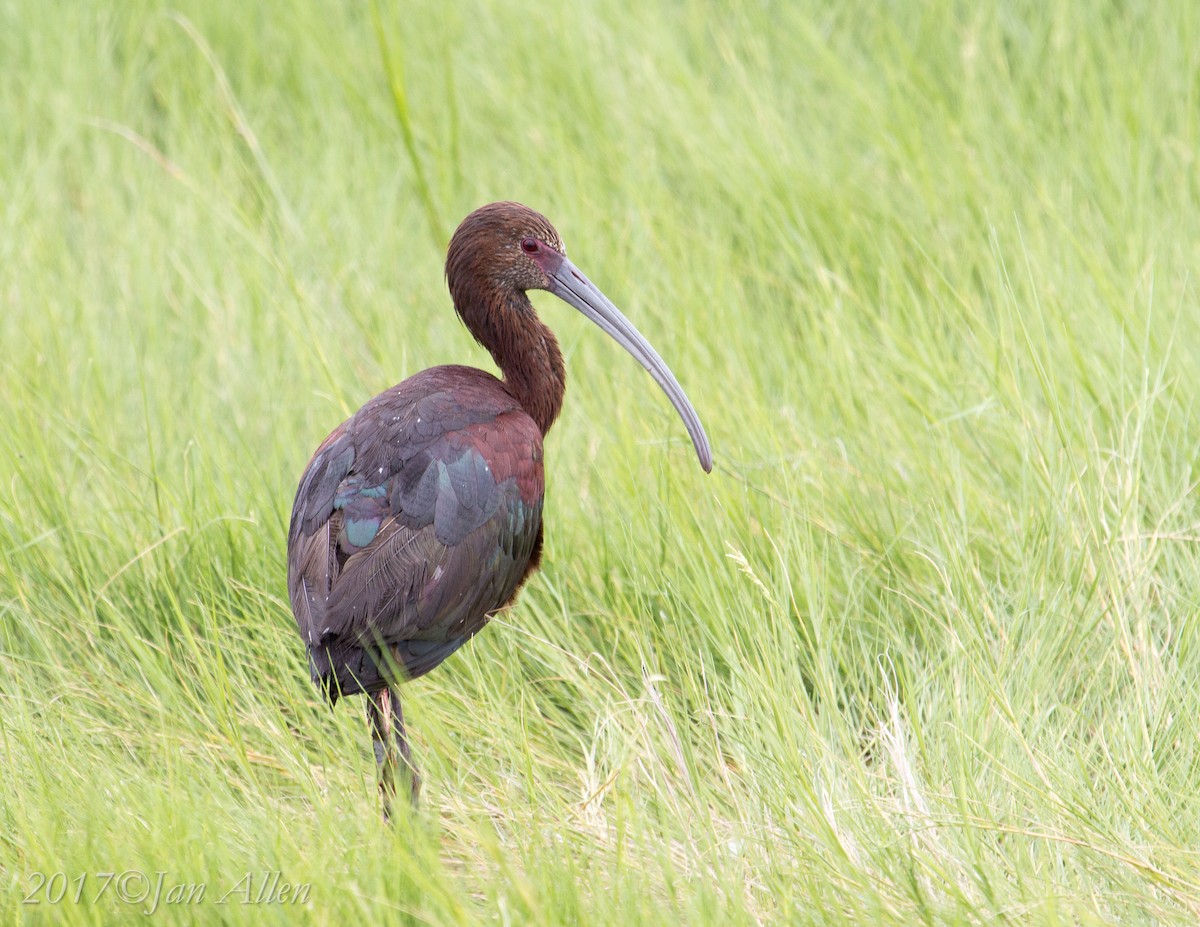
[287,202,712,815]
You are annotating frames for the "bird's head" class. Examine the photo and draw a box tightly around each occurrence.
[445,201,713,472]
[446,201,567,302]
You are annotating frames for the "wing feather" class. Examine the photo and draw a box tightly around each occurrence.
[286,367,545,697]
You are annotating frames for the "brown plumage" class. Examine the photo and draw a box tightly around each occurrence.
[287,202,711,815]
[445,203,569,434]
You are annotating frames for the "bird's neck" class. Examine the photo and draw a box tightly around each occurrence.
[470,291,565,436]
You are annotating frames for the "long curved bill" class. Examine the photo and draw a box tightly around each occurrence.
[547,256,713,472]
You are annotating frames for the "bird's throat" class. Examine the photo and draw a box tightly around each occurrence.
[486,293,566,437]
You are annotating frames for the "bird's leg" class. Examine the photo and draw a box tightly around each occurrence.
[387,686,421,806]
[367,688,398,820]
[367,687,419,821]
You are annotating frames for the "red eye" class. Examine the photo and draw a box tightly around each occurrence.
[520,238,539,254]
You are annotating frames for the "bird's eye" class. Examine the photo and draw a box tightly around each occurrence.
[520,238,539,254]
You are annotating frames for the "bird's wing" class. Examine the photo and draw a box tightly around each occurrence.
[287,373,544,688]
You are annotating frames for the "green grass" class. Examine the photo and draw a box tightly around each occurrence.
[3,0,1200,922]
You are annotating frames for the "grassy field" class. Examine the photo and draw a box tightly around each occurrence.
[3,0,1200,922]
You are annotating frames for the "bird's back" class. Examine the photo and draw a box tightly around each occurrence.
[287,365,545,700]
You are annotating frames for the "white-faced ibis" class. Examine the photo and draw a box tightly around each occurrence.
[287,202,711,813]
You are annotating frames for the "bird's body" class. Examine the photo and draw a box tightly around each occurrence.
[288,365,545,697]
[287,203,711,812]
